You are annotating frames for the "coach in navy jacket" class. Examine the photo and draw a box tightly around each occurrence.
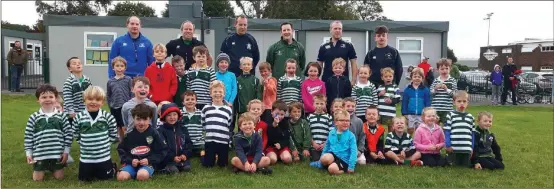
[108,16,154,78]
[220,16,260,77]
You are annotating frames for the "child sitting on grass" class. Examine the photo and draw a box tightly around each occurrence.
[471,112,504,170]
[414,107,446,167]
[231,113,273,174]
[288,102,311,161]
[117,104,168,181]
[25,84,72,181]
[384,116,423,166]
[157,103,193,173]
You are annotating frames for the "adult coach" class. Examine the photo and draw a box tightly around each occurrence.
[108,16,154,78]
[166,20,212,70]
[501,56,517,105]
[266,22,306,79]
[317,21,358,85]
[220,15,260,77]
[363,25,403,87]
[7,41,27,92]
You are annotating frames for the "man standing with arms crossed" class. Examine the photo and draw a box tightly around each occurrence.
[220,15,260,77]
[317,21,358,85]
[266,22,306,79]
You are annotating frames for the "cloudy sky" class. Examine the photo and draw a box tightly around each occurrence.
[2,1,553,58]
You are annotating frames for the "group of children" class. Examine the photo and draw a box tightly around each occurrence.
[23,41,505,182]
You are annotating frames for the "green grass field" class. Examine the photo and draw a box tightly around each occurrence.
[2,94,553,188]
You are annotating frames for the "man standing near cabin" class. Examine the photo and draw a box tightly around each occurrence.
[7,41,28,92]
[108,16,154,78]
[166,20,212,70]
[317,21,358,85]
[266,22,306,79]
[363,25,403,88]
[220,15,260,77]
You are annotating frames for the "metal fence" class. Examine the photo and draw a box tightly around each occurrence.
[2,58,45,90]
[458,74,553,104]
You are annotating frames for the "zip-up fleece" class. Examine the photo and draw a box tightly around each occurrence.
[490,71,503,86]
[157,122,193,166]
[108,32,154,78]
[413,123,445,154]
[236,73,262,113]
[216,70,238,105]
[471,126,502,164]
[266,38,306,78]
[325,75,352,109]
[289,118,311,152]
[144,62,178,105]
[322,128,358,171]
[401,84,431,115]
[220,33,260,76]
[363,123,385,153]
[233,132,263,164]
[117,126,168,168]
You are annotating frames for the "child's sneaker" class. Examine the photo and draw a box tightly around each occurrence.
[257,167,273,175]
[309,161,323,169]
[410,160,423,167]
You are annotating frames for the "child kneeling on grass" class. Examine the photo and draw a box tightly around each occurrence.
[25,84,72,181]
[231,113,273,174]
[157,103,193,173]
[311,110,357,175]
[117,104,168,181]
[384,116,423,166]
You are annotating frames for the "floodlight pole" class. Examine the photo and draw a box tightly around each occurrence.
[484,12,494,46]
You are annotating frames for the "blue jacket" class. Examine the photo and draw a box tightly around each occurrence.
[322,128,358,171]
[157,122,192,163]
[220,33,260,76]
[108,32,154,78]
[216,71,238,105]
[490,71,503,86]
[233,131,264,164]
[401,84,431,115]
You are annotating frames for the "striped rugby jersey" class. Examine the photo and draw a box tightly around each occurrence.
[181,107,204,149]
[73,109,118,163]
[376,84,401,118]
[62,74,92,115]
[186,67,216,105]
[308,113,332,144]
[352,82,378,117]
[201,104,233,144]
[277,75,303,105]
[445,111,475,153]
[384,131,415,154]
[24,108,72,161]
[430,76,457,112]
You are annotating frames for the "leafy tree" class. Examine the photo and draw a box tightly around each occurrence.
[342,0,390,21]
[162,3,169,17]
[1,21,33,32]
[107,1,156,17]
[203,0,235,17]
[447,47,458,63]
[35,0,112,17]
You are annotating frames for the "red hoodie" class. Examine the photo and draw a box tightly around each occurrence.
[144,62,178,105]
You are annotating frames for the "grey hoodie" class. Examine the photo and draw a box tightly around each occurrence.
[349,113,366,153]
[121,97,158,134]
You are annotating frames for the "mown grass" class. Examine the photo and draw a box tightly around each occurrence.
[2,94,553,188]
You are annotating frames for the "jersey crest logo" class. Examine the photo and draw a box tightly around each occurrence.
[385,53,393,60]
[247,43,252,50]
[146,136,153,144]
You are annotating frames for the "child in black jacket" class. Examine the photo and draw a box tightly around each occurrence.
[265,100,297,165]
[117,104,168,181]
[471,112,504,170]
[157,103,193,173]
[325,58,352,111]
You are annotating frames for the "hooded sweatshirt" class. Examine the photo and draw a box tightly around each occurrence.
[117,125,167,169]
[121,97,158,134]
[144,62,178,105]
[490,65,503,86]
[157,122,193,167]
[301,78,326,113]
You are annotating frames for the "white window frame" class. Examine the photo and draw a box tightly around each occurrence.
[541,46,554,52]
[397,37,424,59]
[540,66,553,72]
[83,32,117,66]
[502,47,512,54]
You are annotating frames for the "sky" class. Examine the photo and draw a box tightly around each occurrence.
[2,1,553,58]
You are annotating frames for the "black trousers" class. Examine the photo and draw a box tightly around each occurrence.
[476,157,504,170]
[78,159,116,181]
[310,149,322,162]
[448,152,471,167]
[420,154,446,167]
[501,81,517,105]
[203,142,229,167]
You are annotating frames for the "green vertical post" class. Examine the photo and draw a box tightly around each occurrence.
[43,58,50,83]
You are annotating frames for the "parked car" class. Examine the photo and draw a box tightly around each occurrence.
[520,72,553,93]
[458,71,537,95]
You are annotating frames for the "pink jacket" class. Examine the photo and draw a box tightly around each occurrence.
[301,78,326,113]
[413,123,445,154]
